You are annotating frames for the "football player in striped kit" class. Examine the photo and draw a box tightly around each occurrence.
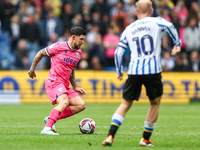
[103,0,181,146]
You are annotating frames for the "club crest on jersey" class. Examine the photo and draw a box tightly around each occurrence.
[58,87,63,92]
[76,52,79,58]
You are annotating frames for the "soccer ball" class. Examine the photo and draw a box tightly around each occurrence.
[79,118,96,134]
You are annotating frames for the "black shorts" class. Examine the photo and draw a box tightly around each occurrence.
[123,73,163,101]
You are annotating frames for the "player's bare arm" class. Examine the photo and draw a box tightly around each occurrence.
[69,68,77,88]
[28,49,48,79]
[69,68,86,95]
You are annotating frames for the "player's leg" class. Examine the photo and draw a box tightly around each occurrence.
[43,116,56,132]
[41,93,69,135]
[55,87,85,120]
[68,96,86,114]
[43,87,85,135]
[108,98,133,137]
[103,98,133,146]
[43,96,85,133]
[139,96,161,146]
[140,73,163,146]
[146,96,161,122]
[103,75,142,146]
[57,95,86,120]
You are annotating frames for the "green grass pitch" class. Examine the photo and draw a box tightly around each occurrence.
[0,103,200,150]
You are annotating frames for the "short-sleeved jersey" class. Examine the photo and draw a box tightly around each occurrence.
[45,42,82,87]
[115,17,181,75]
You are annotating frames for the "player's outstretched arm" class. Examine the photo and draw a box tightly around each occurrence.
[156,17,181,49]
[69,68,86,95]
[171,46,181,56]
[28,49,48,79]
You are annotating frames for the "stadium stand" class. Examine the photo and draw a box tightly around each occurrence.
[0,0,199,72]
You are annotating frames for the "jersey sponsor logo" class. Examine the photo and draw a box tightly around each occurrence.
[58,87,63,92]
[131,20,151,27]
[64,57,77,65]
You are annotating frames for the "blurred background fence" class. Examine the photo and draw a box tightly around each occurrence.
[0,0,200,104]
[0,0,200,72]
[0,70,199,104]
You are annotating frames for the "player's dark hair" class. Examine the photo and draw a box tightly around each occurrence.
[70,26,86,36]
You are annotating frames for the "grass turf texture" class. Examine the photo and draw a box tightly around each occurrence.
[0,103,200,150]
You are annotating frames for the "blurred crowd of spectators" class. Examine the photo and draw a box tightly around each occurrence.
[0,0,200,72]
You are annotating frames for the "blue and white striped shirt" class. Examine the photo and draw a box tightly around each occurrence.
[115,17,181,75]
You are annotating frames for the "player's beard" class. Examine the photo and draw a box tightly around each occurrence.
[74,43,81,49]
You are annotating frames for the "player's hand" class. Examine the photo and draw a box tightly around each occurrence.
[171,46,181,56]
[74,87,86,95]
[28,70,36,79]
[117,74,123,80]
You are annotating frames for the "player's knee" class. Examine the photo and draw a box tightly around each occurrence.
[150,96,161,105]
[79,101,86,111]
[59,99,69,108]
[121,99,132,110]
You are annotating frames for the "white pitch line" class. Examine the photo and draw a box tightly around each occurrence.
[72,116,200,119]
[0,132,200,136]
